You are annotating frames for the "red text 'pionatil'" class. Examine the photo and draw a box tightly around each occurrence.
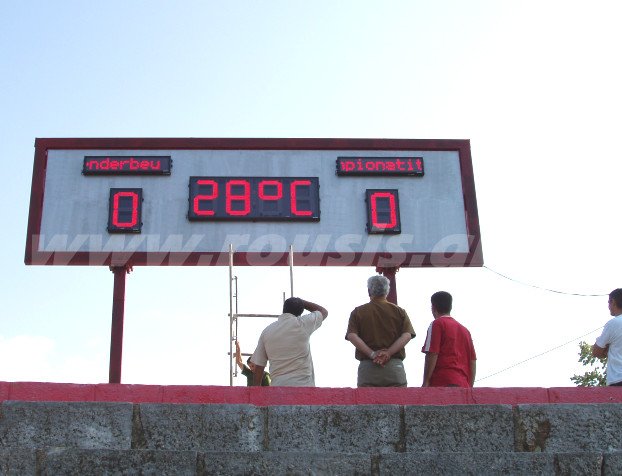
[83,156,172,175]
[336,157,424,176]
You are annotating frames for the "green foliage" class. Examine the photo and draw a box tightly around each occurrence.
[570,341,607,387]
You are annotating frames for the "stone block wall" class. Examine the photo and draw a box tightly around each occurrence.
[0,400,621,474]
[1,383,622,474]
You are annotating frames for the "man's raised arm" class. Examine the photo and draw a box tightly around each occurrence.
[301,299,328,320]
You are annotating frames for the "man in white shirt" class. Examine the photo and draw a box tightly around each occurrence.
[592,288,622,386]
[250,297,328,387]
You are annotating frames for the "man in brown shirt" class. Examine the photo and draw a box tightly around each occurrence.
[346,275,416,387]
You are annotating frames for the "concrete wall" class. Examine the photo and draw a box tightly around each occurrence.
[2,381,622,405]
[1,382,622,475]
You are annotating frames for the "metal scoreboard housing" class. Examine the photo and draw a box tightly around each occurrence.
[25,138,483,268]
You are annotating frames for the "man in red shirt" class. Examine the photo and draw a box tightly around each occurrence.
[421,291,476,387]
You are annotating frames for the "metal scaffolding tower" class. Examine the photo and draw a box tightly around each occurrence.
[228,244,295,386]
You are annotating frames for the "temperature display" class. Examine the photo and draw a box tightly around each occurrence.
[188,176,320,221]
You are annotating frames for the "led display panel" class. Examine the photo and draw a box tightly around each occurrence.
[365,189,401,234]
[188,177,320,221]
[337,156,424,176]
[25,138,483,267]
[83,156,171,175]
[107,188,143,233]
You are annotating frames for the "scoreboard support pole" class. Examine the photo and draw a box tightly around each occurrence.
[109,265,131,384]
[377,267,399,305]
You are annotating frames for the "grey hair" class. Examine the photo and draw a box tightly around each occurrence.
[367,275,390,297]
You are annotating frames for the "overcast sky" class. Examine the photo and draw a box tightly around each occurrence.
[1,1,621,388]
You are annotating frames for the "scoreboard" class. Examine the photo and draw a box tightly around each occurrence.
[25,138,483,267]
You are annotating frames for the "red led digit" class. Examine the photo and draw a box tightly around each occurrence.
[112,191,139,228]
[290,180,312,216]
[258,180,283,201]
[193,179,218,216]
[226,179,251,215]
[371,191,397,229]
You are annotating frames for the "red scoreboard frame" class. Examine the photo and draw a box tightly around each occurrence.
[25,138,483,268]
